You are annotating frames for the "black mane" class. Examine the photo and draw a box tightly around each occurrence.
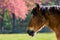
[31,5,60,16]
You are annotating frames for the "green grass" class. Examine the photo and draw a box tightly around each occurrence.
[0,33,57,40]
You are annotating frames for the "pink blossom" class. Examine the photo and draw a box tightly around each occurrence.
[0,0,28,20]
[0,0,41,20]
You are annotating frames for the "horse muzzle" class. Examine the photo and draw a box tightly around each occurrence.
[27,30,35,37]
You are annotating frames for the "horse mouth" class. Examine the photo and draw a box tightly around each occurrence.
[27,30,35,37]
[28,33,34,37]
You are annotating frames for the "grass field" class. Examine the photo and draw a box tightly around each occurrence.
[0,33,57,40]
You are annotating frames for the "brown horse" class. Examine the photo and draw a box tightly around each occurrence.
[27,3,60,40]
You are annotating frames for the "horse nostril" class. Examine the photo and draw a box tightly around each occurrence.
[27,30,35,37]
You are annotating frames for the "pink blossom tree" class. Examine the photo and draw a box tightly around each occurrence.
[0,0,42,20]
[0,0,28,32]
[0,0,42,32]
[0,0,28,20]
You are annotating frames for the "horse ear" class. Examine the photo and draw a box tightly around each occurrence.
[31,3,40,16]
[35,3,40,9]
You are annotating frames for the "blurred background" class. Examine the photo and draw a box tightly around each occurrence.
[0,0,60,33]
[0,0,60,40]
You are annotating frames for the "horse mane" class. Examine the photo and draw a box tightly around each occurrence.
[32,4,60,18]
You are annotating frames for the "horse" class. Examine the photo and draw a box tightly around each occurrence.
[27,3,60,40]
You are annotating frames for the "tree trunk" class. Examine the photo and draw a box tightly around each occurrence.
[12,13,17,33]
[0,8,4,33]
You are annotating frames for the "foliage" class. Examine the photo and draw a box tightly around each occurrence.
[4,11,12,30]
